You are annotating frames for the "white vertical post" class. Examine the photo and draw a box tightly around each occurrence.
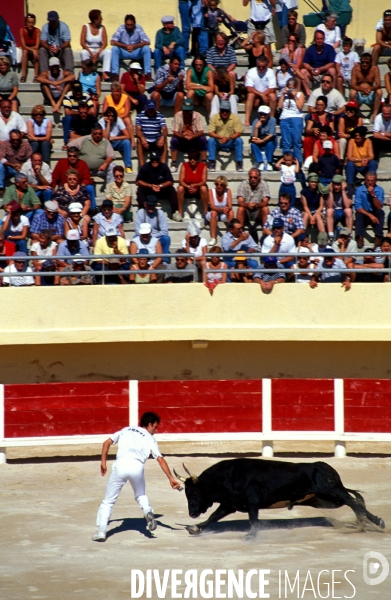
[129,380,139,427]
[334,378,346,457]
[262,378,274,457]
[0,384,6,464]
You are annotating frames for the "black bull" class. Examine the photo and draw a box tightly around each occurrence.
[174,458,385,539]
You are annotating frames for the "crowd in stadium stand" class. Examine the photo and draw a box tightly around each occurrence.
[1,2,391,288]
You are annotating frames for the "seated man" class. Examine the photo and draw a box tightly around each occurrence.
[354,171,385,248]
[51,146,95,209]
[250,105,276,171]
[307,73,345,117]
[37,56,74,115]
[30,200,65,244]
[237,168,270,231]
[39,11,74,74]
[350,54,382,121]
[154,16,186,70]
[21,152,53,204]
[130,223,165,281]
[301,30,336,88]
[135,194,171,260]
[151,55,185,114]
[0,129,32,193]
[68,102,97,143]
[135,99,168,166]
[372,9,391,65]
[170,98,207,172]
[316,140,341,188]
[110,14,151,82]
[309,248,351,289]
[136,151,181,221]
[206,32,237,84]
[165,249,195,283]
[261,217,296,269]
[2,251,35,287]
[221,218,259,270]
[252,255,286,293]
[62,81,95,147]
[0,98,27,142]
[331,226,358,272]
[244,55,277,126]
[372,103,391,161]
[56,229,90,270]
[68,124,115,185]
[208,100,244,172]
[263,193,305,242]
[280,10,306,47]
[93,225,129,285]
[1,172,42,222]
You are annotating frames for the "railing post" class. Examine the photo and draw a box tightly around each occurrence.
[0,383,5,464]
[334,378,346,457]
[129,380,139,426]
[262,378,273,457]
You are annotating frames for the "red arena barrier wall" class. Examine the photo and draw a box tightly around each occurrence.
[344,379,391,433]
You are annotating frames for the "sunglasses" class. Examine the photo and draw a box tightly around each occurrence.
[33,112,45,116]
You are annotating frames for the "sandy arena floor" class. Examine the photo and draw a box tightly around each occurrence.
[1,444,390,600]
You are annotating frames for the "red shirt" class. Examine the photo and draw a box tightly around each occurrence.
[120,72,146,95]
[183,162,205,185]
[52,158,93,188]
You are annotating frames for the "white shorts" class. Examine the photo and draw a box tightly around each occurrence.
[205,211,229,222]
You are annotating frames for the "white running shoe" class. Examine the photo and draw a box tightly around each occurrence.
[259,163,265,171]
[145,511,157,531]
[266,164,273,171]
[209,238,217,245]
[92,530,106,542]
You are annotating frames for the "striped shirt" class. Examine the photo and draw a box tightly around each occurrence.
[111,24,150,45]
[253,265,286,282]
[135,110,166,143]
[63,91,94,111]
[265,207,305,236]
[206,46,237,69]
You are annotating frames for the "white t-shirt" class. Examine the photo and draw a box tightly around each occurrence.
[182,237,208,258]
[373,113,391,133]
[335,50,360,80]
[110,426,162,463]
[3,264,35,286]
[98,116,126,138]
[307,88,346,112]
[292,262,315,282]
[3,215,29,237]
[245,67,277,93]
[280,91,304,120]
[0,112,27,142]
[316,24,341,47]
[262,232,296,254]
[276,69,292,95]
[280,164,296,184]
[250,0,273,22]
[30,241,58,255]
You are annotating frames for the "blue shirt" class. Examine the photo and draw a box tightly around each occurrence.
[111,24,150,45]
[221,232,259,253]
[206,45,237,69]
[354,184,384,213]
[154,64,186,95]
[135,110,166,142]
[251,116,276,138]
[303,43,336,69]
[30,212,65,237]
[57,240,90,264]
[135,208,168,238]
[41,21,71,45]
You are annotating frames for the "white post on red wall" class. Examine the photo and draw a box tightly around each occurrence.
[262,378,274,457]
[334,378,346,457]
[0,384,5,464]
[129,380,139,427]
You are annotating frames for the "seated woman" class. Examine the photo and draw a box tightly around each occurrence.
[102,82,134,145]
[277,77,305,166]
[64,202,90,244]
[303,96,334,160]
[105,165,132,223]
[19,13,40,82]
[27,105,53,165]
[129,249,157,284]
[280,33,308,95]
[205,176,234,246]
[177,150,209,219]
[92,199,125,245]
[30,228,58,271]
[337,100,363,158]
[204,245,227,288]
[230,251,253,283]
[121,62,148,114]
[241,30,273,69]
[2,200,29,253]
[0,56,19,112]
[210,67,238,117]
[186,55,214,117]
[99,106,133,174]
[345,126,377,188]
[53,169,91,218]
[78,59,101,116]
[181,221,208,275]
[80,9,111,81]
[300,173,325,233]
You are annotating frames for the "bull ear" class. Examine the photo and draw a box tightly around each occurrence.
[173,468,186,483]
[182,463,198,483]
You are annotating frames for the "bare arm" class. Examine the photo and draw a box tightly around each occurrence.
[100,438,113,475]
[157,456,181,489]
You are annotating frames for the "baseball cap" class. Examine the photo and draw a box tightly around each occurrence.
[47,10,59,20]
[345,100,359,110]
[234,251,247,262]
[49,57,60,67]
[146,99,156,110]
[307,173,319,182]
[340,227,351,236]
[138,248,149,255]
[101,199,113,208]
[45,200,58,212]
[272,217,284,228]
[317,232,329,245]
[182,98,194,111]
[220,100,231,111]
[42,259,55,269]
[161,15,175,23]
[106,226,118,237]
[72,254,86,263]
[68,202,83,213]
[129,62,142,70]
[258,105,271,114]
[322,140,333,149]
[66,229,80,241]
[139,223,152,235]
[264,255,277,264]
[332,174,344,183]
[323,247,336,254]
[6,200,21,213]
[146,195,158,206]
[13,251,27,259]
[72,81,82,91]
[149,151,161,161]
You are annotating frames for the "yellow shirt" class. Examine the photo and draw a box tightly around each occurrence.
[94,236,128,256]
[208,112,244,137]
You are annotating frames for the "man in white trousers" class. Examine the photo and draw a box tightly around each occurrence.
[93,411,181,542]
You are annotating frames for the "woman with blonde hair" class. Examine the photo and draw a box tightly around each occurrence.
[27,105,53,164]
[205,175,233,245]
[0,56,19,112]
[241,30,273,69]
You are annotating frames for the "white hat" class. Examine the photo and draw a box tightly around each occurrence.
[49,57,60,67]
[45,200,58,211]
[72,253,86,263]
[258,105,271,114]
[139,223,152,235]
[130,62,142,70]
[66,229,80,241]
[106,226,117,237]
[187,221,201,236]
[161,15,175,24]
[68,202,83,213]
[323,140,333,149]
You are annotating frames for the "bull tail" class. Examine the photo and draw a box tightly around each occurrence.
[346,488,366,508]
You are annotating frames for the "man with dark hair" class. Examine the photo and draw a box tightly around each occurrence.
[165,249,195,282]
[263,193,305,241]
[93,411,180,542]
[68,124,115,185]
[350,53,382,121]
[135,151,181,221]
[280,10,306,47]
[152,55,185,114]
[0,129,32,192]
[110,15,151,81]
[69,102,97,142]
[301,30,336,89]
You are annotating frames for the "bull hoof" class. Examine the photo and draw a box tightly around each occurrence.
[186,525,202,535]
[379,518,386,529]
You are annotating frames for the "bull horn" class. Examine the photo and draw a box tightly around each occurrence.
[183,463,198,483]
[173,468,186,483]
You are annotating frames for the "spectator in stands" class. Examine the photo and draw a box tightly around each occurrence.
[244,55,277,126]
[204,246,228,286]
[110,15,151,82]
[182,221,208,273]
[2,251,35,287]
[129,248,157,284]
[0,229,15,273]
[354,172,385,248]
[350,54,382,122]
[20,13,40,83]
[289,252,316,283]
[93,225,129,285]
[326,174,353,235]
[135,99,168,166]
[0,98,27,142]
[372,103,391,161]
[301,31,336,89]
[307,73,345,116]
[39,11,74,74]
[62,81,94,147]
[311,125,340,166]
[27,105,52,165]
[99,106,132,174]
[78,60,101,115]
[384,59,391,103]
[80,9,111,82]
[280,10,306,47]
[170,98,207,172]
[353,247,388,283]
[237,168,270,230]
[52,147,95,209]
[59,258,94,286]
[301,173,325,233]
[63,202,90,243]
[177,150,208,219]
[37,57,74,115]
[309,248,351,289]
[275,153,300,208]
[206,32,237,87]
[241,31,273,69]
[336,37,359,95]
[253,255,286,292]
[0,57,19,113]
[136,151,181,220]
[312,231,333,257]
[105,165,132,223]
[316,13,342,50]
[30,229,57,272]
[53,168,91,218]
[337,100,363,158]
[345,126,377,188]
[30,200,65,243]
[250,105,276,170]
[263,193,305,241]
[208,100,244,172]
[210,67,238,117]
[152,56,185,114]
[1,172,41,222]
[2,200,29,253]
[130,222,163,273]
[120,62,148,114]
[331,226,358,270]
[92,199,124,244]
[186,56,214,117]
[69,102,97,145]
[165,249,196,283]
[243,0,276,45]
[221,218,260,270]
[277,77,305,165]
[0,129,32,192]
[315,140,341,190]
[205,176,234,246]
[280,34,307,95]
[57,230,90,268]
[261,217,296,268]
[230,251,254,283]
[303,96,334,161]
[154,16,186,71]
[21,152,52,203]
[68,123,115,187]
[102,82,134,144]
[372,9,391,65]
[135,194,171,260]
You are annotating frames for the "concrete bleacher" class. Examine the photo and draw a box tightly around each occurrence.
[8,50,391,249]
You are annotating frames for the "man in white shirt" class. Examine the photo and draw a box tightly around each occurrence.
[0,99,27,142]
[307,74,346,116]
[245,55,277,125]
[243,0,276,44]
[372,103,391,160]
[21,152,53,203]
[2,251,35,287]
[93,411,181,542]
[261,216,296,267]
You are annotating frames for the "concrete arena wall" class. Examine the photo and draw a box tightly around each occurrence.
[1,284,391,383]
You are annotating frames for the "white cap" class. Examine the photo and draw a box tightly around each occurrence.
[139,223,152,235]
[72,253,86,263]
[66,229,80,241]
[49,57,60,66]
[68,202,83,213]
[187,221,201,236]
[106,226,117,237]
[323,140,333,149]
[130,62,142,70]
[258,105,271,114]
[45,200,58,211]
